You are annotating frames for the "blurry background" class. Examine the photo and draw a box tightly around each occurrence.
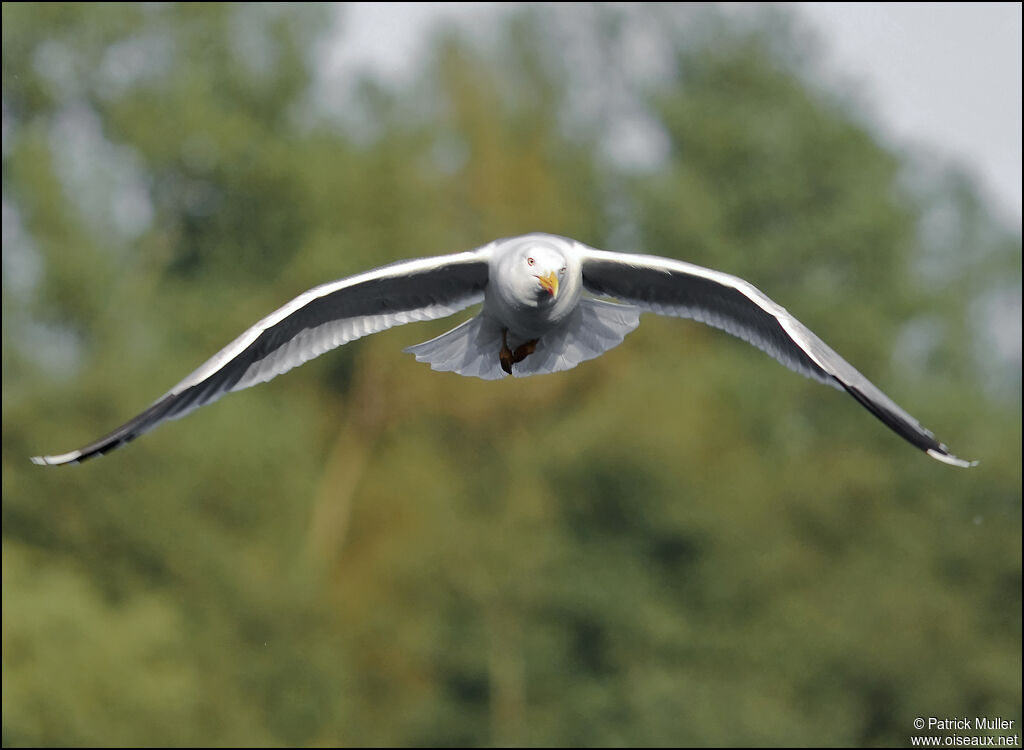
[2,3,1020,746]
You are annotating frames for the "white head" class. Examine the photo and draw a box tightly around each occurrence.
[486,234,582,339]
[492,234,576,309]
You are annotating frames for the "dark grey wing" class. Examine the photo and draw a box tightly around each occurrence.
[577,245,975,468]
[32,247,493,465]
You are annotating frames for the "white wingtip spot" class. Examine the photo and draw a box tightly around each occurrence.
[926,448,979,469]
[30,451,82,467]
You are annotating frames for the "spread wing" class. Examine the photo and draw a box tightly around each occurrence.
[32,247,493,465]
[578,245,975,468]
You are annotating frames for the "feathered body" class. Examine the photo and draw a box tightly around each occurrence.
[31,233,975,467]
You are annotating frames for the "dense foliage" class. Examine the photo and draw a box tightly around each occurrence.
[3,4,1020,746]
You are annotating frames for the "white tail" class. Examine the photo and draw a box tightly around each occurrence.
[405,299,640,380]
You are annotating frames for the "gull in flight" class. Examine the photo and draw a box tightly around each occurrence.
[31,233,975,467]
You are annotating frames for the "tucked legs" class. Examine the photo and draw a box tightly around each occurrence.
[499,329,539,374]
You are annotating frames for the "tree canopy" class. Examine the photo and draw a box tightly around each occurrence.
[3,3,1020,746]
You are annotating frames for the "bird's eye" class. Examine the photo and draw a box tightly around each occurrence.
[560,266,566,275]
[527,257,535,266]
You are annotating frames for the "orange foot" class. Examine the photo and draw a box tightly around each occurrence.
[499,330,539,374]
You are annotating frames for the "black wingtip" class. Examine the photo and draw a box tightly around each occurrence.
[28,392,186,467]
[839,383,975,468]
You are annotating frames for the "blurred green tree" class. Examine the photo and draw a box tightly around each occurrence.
[3,3,1019,747]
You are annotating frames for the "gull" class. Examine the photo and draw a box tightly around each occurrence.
[31,233,975,467]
